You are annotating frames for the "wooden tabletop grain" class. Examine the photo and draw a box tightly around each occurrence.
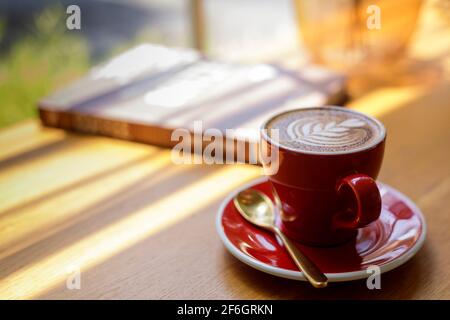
[1,1,449,299]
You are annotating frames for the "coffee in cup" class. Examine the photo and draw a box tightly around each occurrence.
[261,106,386,246]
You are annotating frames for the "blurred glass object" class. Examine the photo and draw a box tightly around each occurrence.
[435,0,450,23]
[293,0,423,73]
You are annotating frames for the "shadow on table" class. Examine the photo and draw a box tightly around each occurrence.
[30,188,255,299]
[0,134,85,172]
[0,145,220,283]
[0,134,151,220]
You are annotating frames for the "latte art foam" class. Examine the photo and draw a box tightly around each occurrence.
[265,107,384,154]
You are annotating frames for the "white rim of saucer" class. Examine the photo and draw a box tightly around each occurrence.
[216,177,427,282]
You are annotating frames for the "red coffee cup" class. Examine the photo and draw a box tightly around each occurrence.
[261,107,386,246]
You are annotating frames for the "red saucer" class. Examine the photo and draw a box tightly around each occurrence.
[216,178,426,282]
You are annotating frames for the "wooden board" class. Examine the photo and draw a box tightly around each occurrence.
[38,44,346,158]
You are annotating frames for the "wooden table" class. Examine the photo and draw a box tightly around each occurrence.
[1,1,449,299]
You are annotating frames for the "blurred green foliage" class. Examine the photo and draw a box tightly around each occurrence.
[0,6,90,128]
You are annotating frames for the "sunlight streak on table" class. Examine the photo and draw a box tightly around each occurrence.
[0,164,260,299]
[349,87,426,117]
[0,151,174,260]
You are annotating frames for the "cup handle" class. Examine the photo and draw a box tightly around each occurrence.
[333,173,382,229]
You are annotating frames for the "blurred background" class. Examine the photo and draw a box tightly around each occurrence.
[0,0,449,128]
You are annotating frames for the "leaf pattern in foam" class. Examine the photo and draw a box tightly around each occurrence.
[286,117,367,144]
[324,121,336,130]
[339,118,366,128]
[328,127,348,133]
[313,123,323,133]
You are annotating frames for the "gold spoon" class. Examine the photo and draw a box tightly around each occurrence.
[234,189,328,288]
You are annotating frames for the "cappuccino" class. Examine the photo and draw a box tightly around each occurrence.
[264,107,385,154]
